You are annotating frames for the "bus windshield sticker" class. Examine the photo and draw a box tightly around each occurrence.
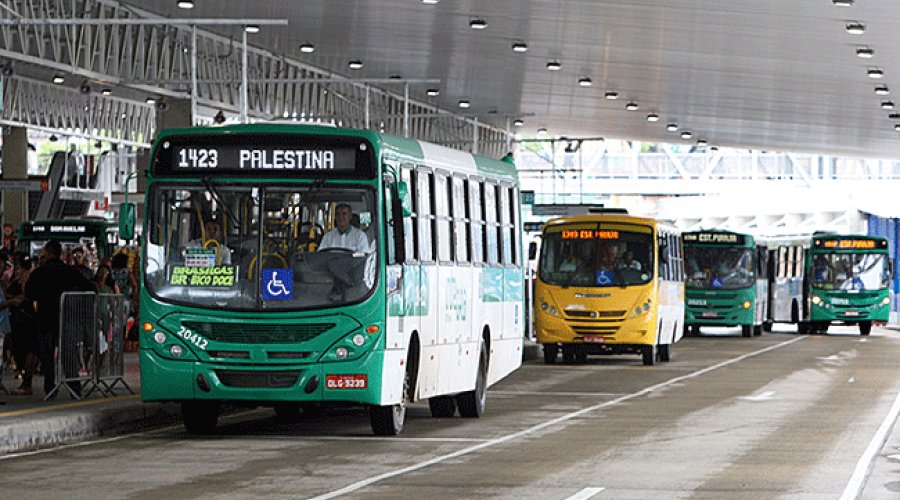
[262,268,293,301]
[595,270,614,286]
[184,248,217,267]
[169,265,236,287]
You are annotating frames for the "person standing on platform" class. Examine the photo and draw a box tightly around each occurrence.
[8,253,36,396]
[24,240,95,398]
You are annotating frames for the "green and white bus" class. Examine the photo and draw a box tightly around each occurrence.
[766,233,891,335]
[683,230,768,337]
[132,123,525,435]
[18,218,117,262]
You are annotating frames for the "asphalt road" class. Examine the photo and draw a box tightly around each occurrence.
[2,325,900,499]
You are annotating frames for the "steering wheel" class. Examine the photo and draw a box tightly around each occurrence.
[319,247,354,254]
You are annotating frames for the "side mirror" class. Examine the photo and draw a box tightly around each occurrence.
[119,202,135,241]
[528,241,538,260]
[396,181,412,217]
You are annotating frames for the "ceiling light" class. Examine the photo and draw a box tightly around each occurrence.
[512,41,528,53]
[681,131,692,139]
[458,99,470,108]
[875,85,890,96]
[244,24,260,34]
[145,97,157,105]
[845,22,866,35]
[389,74,402,80]
[604,91,619,100]
[546,61,561,71]
[889,113,900,120]
[625,102,638,111]
[101,88,111,96]
[177,0,194,8]
[52,74,65,84]
[882,101,894,110]
[646,113,659,122]
[299,42,315,53]
[422,0,439,3]
[709,146,718,151]
[868,68,884,79]
[426,88,439,96]
[895,124,900,132]
[469,18,487,30]
[697,139,708,146]
[536,127,548,135]
[513,119,524,127]
[578,77,592,87]
[832,0,854,5]
[49,134,58,142]
[666,123,678,132]
[348,60,363,69]
[856,46,874,58]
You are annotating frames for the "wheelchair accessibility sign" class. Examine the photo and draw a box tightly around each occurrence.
[262,268,293,300]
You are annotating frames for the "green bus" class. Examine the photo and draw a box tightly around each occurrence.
[683,230,768,337]
[132,123,525,435]
[18,218,117,263]
[765,233,891,335]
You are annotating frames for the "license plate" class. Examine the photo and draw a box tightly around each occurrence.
[702,312,719,318]
[326,374,368,389]
[844,311,859,317]
[582,335,606,343]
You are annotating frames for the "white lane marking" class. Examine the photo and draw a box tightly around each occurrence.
[491,391,626,398]
[565,487,605,500]
[309,336,807,500]
[740,390,776,401]
[840,388,900,500]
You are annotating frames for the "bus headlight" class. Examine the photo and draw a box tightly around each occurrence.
[631,298,652,317]
[153,331,167,344]
[335,347,349,360]
[811,295,822,305]
[170,345,184,357]
[538,297,560,317]
[352,334,366,347]
[882,296,891,306]
[742,301,752,309]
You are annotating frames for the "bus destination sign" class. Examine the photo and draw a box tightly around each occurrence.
[562,229,620,240]
[683,232,745,245]
[822,239,877,249]
[152,133,375,178]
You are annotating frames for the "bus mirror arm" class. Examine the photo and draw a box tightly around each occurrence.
[528,241,537,260]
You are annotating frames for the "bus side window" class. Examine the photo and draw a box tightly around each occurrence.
[452,176,468,263]
[468,180,484,264]
[483,182,499,265]
[405,167,419,263]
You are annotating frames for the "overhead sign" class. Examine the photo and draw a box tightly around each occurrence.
[521,190,535,205]
[0,179,49,191]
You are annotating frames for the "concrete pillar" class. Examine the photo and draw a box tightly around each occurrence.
[2,126,29,229]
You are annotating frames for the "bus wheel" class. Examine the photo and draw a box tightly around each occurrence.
[428,396,457,418]
[641,345,656,366]
[753,324,763,336]
[182,401,220,435]
[859,321,872,336]
[542,343,559,364]
[762,320,773,333]
[658,343,671,362]
[798,322,810,334]
[561,344,576,364]
[273,403,302,421]
[690,325,701,336]
[741,325,752,337]
[458,344,488,418]
[574,345,588,364]
[370,358,411,435]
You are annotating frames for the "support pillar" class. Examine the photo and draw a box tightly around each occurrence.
[2,126,29,235]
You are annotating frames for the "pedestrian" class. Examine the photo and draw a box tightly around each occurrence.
[24,240,95,398]
[8,253,36,396]
[71,246,93,281]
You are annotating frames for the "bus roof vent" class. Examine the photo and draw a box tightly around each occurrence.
[588,207,628,215]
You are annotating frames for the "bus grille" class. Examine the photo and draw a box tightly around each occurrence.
[215,369,300,388]
[572,326,620,335]
[182,322,335,344]
[565,310,626,319]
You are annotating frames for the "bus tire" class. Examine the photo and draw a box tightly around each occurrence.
[371,351,413,435]
[561,344,576,364]
[428,396,457,418]
[182,401,220,435]
[542,343,559,364]
[574,344,588,364]
[741,325,752,337]
[762,320,773,333]
[658,343,671,362]
[641,345,656,366]
[753,324,762,336]
[691,325,701,336]
[273,403,302,421]
[798,322,810,334]
[859,321,872,336]
[458,343,488,418]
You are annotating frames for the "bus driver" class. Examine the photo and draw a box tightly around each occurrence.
[301,204,374,302]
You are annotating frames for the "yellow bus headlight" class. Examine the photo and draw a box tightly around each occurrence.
[742,301,752,309]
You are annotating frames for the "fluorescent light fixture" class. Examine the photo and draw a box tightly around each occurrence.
[52,74,65,84]
[875,85,890,95]
[666,123,678,132]
[646,113,659,122]
[578,77,592,87]
[889,113,900,120]
[512,41,528,53]
[426,88,439,97]
[895,124,900,132]
[299,42,315,53]
[177,0,194,9]
[882,101,894,110]
[604,91,619,100]
[244,24,260,34]
[856,47,874,58]
[625,102,638,111]
[145,97,157,105]
[348,60,363,69]
[513,119,524,127]
[833,0,854,5]
[546,61,561,71]
[469,18,487,29]
[422,0,439,3]
[868,68,884,79]
[681,130,692,139]
[536,127,548,135]
[458,99,470,108]
[101,88,112,96]
[845,22,866,35]
[697,139,708,146]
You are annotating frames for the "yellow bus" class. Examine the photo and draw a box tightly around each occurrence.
[533,211,684,365]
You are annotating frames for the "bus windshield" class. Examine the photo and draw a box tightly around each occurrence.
[145,183,377,310]
[811,252,890,291]
[685,247,755,290]
[538,224,653,287]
